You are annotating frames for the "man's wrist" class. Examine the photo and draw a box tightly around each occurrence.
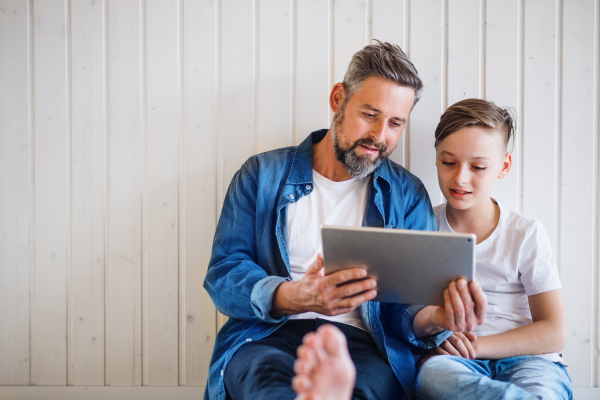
[413,306,445,338]
[271,280,300,317]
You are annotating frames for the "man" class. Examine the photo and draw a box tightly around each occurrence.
[204,41,487,400]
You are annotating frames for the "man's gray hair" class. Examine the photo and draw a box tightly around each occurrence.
[342,40,423,105]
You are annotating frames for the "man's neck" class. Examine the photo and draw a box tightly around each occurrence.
[312,130,353,182]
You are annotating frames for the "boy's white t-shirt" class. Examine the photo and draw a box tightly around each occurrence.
[433,200,563,363]
[286,169,369,331]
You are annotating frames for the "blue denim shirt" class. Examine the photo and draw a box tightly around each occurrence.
[203,130,451,400]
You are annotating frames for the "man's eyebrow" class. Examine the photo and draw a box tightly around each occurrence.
[439,150,490,160]
[360,104,407,123]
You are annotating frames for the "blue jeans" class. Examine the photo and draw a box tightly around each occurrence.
[415,355,572,400]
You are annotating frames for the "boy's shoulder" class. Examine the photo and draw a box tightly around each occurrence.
[499,202,545,237]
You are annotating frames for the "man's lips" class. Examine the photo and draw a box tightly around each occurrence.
[360,144,379,155]
[450,188,472,199]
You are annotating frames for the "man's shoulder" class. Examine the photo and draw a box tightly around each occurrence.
[384,158,426,192]
[242,145,298,174]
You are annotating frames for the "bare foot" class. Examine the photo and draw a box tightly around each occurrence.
[292,324,356,400]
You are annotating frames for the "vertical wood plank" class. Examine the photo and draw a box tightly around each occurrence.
[486,0,520,212]
[257,0,293,151]
[217,0,256,329]
[296,0,331,144]
[522,0,557,248]
[181,0,217,386]
[408,0,443,204]
[560,0,596,386]
[333,0,368,84]
[106,0,142,385]
[447,0,480,104]
[68,0,105,386]
[31,0,68,385]
[372,0,407,167]
[0,0,30,386]
[145,0,180,386]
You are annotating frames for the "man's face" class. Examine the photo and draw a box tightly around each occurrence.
[331,76,415,178]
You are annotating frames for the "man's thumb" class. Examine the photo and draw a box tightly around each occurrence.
[306,254,324,275]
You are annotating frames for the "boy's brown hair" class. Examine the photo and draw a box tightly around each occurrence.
[434,98,515,151]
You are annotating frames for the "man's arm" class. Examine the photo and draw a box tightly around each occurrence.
[204,164,286,323]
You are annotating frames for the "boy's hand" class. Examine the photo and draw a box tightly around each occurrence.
[412,279,487,337]
[434,279,487,332]
[436,331,477,359]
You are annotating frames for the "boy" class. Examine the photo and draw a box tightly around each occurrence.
[292,99,572,400]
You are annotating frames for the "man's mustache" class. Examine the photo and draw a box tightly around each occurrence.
[351,138,388,154]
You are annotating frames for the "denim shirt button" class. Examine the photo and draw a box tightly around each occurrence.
[220,369,224,376]
[305,185,311,190]
[289,194,294,200]
[246,338,252,342]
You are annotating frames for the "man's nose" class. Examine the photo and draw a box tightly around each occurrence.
[370,119,387,143]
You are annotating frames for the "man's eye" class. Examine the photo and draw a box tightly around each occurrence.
[363,113,375,118]
[390,122,401,128]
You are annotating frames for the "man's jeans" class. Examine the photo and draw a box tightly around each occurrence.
[415,355,572,400]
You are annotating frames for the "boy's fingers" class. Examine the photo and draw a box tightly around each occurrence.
[443,289,455,330]
[448,281,466,330]
[470,281,488,323]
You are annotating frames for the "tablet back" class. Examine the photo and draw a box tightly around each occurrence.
[322,226,475,306]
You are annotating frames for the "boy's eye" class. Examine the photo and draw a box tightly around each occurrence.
[442,161,455,166]
[472,166,486,171]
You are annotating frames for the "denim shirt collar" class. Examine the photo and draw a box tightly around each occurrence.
[287,129,391,192]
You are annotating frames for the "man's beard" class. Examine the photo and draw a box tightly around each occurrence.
[331,105,391,179]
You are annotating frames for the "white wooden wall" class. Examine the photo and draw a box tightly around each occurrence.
[1,0,599,395]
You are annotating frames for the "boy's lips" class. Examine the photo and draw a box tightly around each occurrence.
[450,188,472,199]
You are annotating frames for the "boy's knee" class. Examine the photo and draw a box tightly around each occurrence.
[415,356,458,396]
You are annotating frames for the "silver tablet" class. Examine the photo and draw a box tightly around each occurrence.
[321,226,476,306]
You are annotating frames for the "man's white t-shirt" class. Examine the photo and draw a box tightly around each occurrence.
[433,200,563,363]
[286,169,369,331]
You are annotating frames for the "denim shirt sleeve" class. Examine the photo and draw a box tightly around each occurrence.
[203,164,288,324]
[381,303,452,350]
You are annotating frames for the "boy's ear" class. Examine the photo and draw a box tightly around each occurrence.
[498,152,512,179]
[329,83,346,113]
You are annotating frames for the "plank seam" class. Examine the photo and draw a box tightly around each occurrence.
[479,0,486,99]
[404,0,410,170]
[329,0,334,122]
[65,0,73,386]
[253,0,259,154]
[140,0,148,386]
[517,0,524,214]
[291,0,297,145]
[554,0,563,273]
[103,0,110,387]
[215,0,223,333]
[177,0,185,386]
[367,0,372,44]
[27,0,36,386]
[595,0,600,387]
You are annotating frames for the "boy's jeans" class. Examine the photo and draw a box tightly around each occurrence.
[415,355,572,400]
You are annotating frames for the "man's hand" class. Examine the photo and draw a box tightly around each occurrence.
[271,254,377,317]
[413,279,487,337]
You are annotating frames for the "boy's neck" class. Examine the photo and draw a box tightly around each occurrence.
[445,198,500,245]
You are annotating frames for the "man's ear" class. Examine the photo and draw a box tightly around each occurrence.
[329,83,346,113]
[498,152,512,179]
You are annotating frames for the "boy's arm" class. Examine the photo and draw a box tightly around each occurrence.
[471,288,567,359]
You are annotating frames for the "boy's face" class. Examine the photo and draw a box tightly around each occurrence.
[436,126,511,212]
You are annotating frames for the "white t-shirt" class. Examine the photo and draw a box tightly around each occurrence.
[286,169,369,331]
[433,201,563,362]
